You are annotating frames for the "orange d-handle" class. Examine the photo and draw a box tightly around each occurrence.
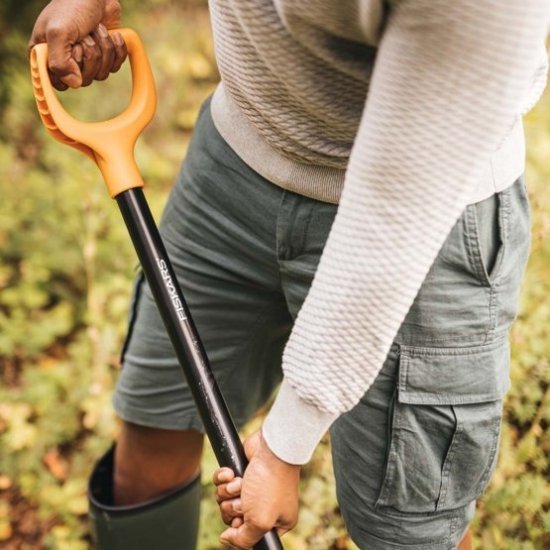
[30,28,157,198]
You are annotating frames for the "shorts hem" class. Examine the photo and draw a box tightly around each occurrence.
[112,395,206,434]
[112,393,251,435]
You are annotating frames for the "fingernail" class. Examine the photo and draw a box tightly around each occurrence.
[227,479,241,494]
[83,35,95,47]
[73,44,83,63]
[232,499,242,513]
[113,32,124,47]
[98,24,108,37]
[218,472,230,482]
[63,73,82,89]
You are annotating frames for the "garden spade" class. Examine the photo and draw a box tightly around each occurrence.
[30,27,283,550]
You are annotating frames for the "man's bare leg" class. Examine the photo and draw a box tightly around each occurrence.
[88,421,203,547]
[114,421,204,505]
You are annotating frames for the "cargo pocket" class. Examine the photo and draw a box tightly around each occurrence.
[375,339,510,515]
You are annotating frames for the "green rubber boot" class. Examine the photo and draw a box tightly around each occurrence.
[88,446,201,550]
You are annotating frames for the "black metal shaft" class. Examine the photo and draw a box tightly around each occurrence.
[116,188,283,550]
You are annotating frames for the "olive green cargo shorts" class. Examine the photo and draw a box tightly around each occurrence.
[113,98,531,549]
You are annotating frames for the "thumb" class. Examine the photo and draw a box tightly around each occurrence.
[46,27,83,88]
[220,522,264,549]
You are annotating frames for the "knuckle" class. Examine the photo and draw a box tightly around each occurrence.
[249,515,271,532]
[216,487,228,503]
[220,501,234,514]
[46,23,67,40]
[100,42,115,60]
[47,58,64,73]
[104,39,115,53]
[213,469,227,485]
[257,521,272,532]
[105,3,122,21]
[47,57,72,77]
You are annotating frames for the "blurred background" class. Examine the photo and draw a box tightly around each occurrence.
[0,1,548,548]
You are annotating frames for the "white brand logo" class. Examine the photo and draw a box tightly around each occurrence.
[157,259,186,322]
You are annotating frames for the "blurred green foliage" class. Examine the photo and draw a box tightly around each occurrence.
[0,2,548,549]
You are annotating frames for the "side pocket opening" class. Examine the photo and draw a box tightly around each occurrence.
[119,269,145,367]
[436,399,503,511]
[475,193,501,279]
[471,185,512,286]
[375,340,509,515]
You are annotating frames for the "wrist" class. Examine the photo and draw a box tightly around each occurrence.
[259,429,301,471]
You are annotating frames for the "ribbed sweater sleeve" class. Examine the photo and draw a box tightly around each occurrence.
[262,0,550,465]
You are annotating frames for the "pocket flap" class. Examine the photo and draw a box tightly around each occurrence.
[398,339,510,405]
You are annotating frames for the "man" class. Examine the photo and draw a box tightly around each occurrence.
[30,0,549,548]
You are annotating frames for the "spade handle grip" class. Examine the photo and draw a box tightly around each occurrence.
[30,28,157,197]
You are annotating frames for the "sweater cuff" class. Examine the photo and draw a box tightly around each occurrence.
[262,378,339,465]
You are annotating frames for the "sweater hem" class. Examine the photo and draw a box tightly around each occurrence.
[210,82,525,206]
[211,84,346,205]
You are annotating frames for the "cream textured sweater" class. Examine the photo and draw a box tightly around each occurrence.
[208,0,550,464]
